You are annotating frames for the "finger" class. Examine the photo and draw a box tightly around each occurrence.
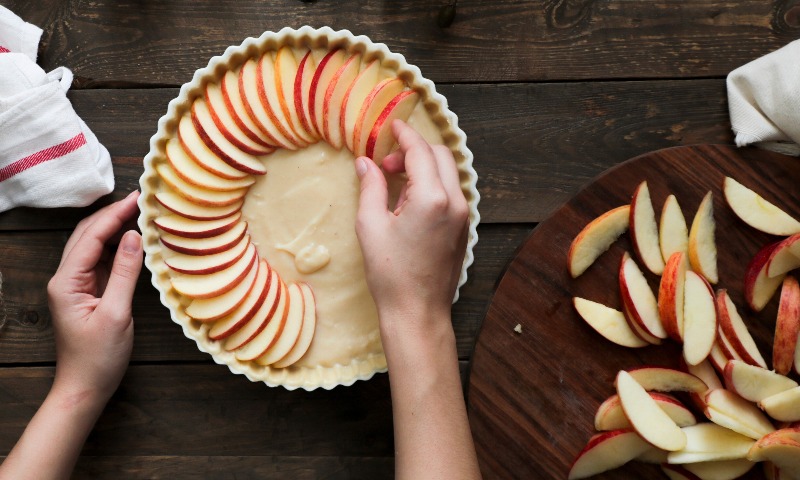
[96,230,143,325]
[354,156,390,232]
[391,120,443,193]
[431,145,465,204]
[393,181,409,215]
[381,150,406,174]
[60,192,141,276]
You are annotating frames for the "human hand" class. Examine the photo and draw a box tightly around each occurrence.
[46,191,143,406]
[354,120,469,336]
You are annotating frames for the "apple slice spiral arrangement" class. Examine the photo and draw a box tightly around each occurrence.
[567,178,800,479]
[150,46,422,369]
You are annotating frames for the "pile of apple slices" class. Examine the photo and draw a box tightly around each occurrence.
[566,177,800,479]
[152,46,421,368]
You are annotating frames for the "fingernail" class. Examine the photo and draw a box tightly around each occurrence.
[121,231,141,253]
[126,190,139,200]
[355,157,368,178]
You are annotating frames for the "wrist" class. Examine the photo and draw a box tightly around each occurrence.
[378,306,457,365]
[49,376,110,417]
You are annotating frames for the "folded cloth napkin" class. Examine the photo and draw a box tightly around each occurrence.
[727,39,800,156]
[0,5,114,213]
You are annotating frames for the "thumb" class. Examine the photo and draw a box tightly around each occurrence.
[355,156,389,228]
[97,230,143,323]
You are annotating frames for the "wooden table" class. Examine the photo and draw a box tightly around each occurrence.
[1,1,798,478]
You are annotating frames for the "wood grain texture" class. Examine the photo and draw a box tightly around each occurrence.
[467,145,800,479]
[6,0,800,85]
[0,80,733,230]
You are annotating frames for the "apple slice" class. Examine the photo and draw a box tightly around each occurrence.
[724,176,800,235]
[745,241,787,312]
[221,68,280,148]
[747,428,800,475]
[155,191,243,221]
[760,387,800,422]
[204,82,274,156]
[274,46,315,144]
[156,163,248,207]
[170,243,257,299]
[660,194,690,263]
[238,58,296,150]
[572,297,648,348]
[191,98,267,175]
[352,77,405,156]
[667,423,755,464]
[682,270,718,366]
[704,388,776,439]
[177,114,250,180]
[341,59,380,152]
[659,251,688,341]
[620,252,668,340]
[322,53,361,149]
[273,283,316,368]
[774,276,800,375]
[256,282,306,366]
[594,392,696,431]
[184,254,259,322]
[234,278,290,361]
[309,48,347,137]
[767,234,800,279]
[223,268,282,350]
[616,370,686,451]
[688,191,718,284]
[568,206,630,278]
[708,341,729,374]
[294,49,319,138]
[630,181,665,275]
[723,359,798,402]
[365,90,420,163]
[626,366,707,393]
[683,459,755,480]
[165,138,255,192]
[154,212,241,239]
[622,302,662,345]
[208,260,271,340]
[256,52,308,148]
[567,429,651,480]
[683,358,723,411]
[717,326,744,362]
[164,234,250,275]
[160,221,247,256]
[717,289,767,368]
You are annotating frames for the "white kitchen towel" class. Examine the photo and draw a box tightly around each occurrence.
[727,39,800,156]
[0,5,114,213]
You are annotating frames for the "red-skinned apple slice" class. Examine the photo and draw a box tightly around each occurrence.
[682,270,718,366]
[724,176,800,236]
[323,53,361,149]
[171,243,257,299]
[223,268,281,350]
[683,459,754,480]
[767,234,800,279]
[747,428,800,474]
[630,181,665,275]
[340,59,380,152]
[204,82,274,155]
[659,251,688,341]
[160,221,247,256]
[704,388,776,439]
[594,392,696,431]
[273,283,316,368]
[154,212,241,239]
[164,234,250,275]
[155,191,243,221]
[165,138,255,192]
[717,289,768,368]
[208,260,271,340]
[572,297,648,348]
[221,68,280,148]
[620,252,667,340]
[352,77,405,156]
[156,163,248,207]
[365,90,420,163]
[191,99,267,175]
[667,423,754,464]
[234,279,289,361]
[177,114,250,180]
[760,387,800,422]
[723,359,798,402]
[616,370,687,451]
[622,302,663,344]
[568,205,630,278]
[718,326,744,362]
[256,282,306,366]
[294,49,319,138]
[626,366,707,393]
[184,255,259,322]
[274,46,315,144]
[681,357,722,411]
[708,341,729,374]
[745,241,787,311]
[567,429,651,480]
[774,276,800,375]
[660,194,689,263]
[688,191,718,284]
[256,52,307,148]
[309,49,346,137]
[238,58,296,150]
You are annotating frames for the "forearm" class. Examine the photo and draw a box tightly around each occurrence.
[381,310,482,480]
[0,382,105,480]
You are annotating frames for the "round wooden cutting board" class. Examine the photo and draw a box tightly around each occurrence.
[467,145,800,479]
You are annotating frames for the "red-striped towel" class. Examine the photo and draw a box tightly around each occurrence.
[0,5,114,213]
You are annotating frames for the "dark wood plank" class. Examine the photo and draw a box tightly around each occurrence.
[0,79,733,230]
[0,224,530,364]
[467,145,800,479]
[7,0,800,85]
